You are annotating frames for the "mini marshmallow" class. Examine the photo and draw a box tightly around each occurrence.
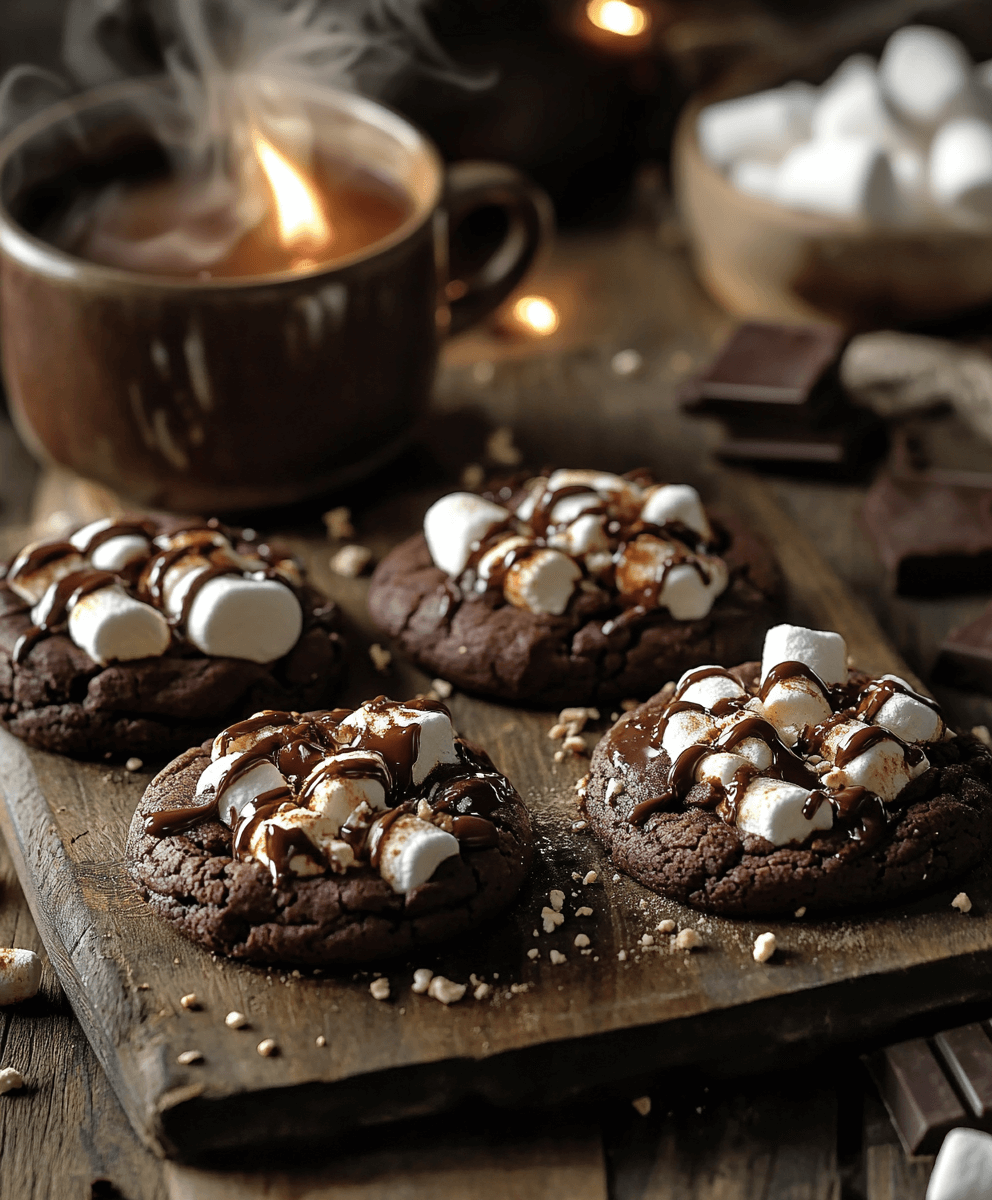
[694,751,752,788]
[761,625,848,687]
[338,702,459,786]
[184,575,302,663]
[0,949,42,1005]
[211,713,285,760]
[697,83,816,168]
[675,667,746,710]
[717,710,775,770]
[760,676,832,744]
[774,137,897,223]
[929,117,992,222]
[423,492,509,577]
[871,676,944,744]
[503,548,581,616]
[736,777,832,846]
[548,513,608,557]
[548,492,602,526]
[926,1127,992,1200]
[475,535,533,585]
[660,559,729,621]
[812,55,894,142]
[545,469,636,502]
[66,585,170,666]
[6,541,86,603]
[819,720,928,803]
[198,754,289,827]
[248,808,329,878]
[729,159,779,200]
[661,708,718,762]
[70,519,150,572]
[640,484,711,541]
[377,814,460,894]
[304,754,388,834]
[880,25,972,125]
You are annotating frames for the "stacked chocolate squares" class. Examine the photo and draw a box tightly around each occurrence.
[681,322,885,477]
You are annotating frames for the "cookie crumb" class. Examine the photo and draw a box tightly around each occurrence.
[330,544,373,577]
[952,892,973,913]
[631,1095,651,1116]
[541,907,565,933]
[315,1035,327,1047]
[753,932,777,963]
[369,978,390,1001]
[428,976,466,1005]
[549,889,565,912]
[527,948,539,960]
[411,968,433,994]
[176,1050,203,1065]
[431,678,453,699]
[549,950,567,965]
[675,929,701,951]
[576,906,593,917]
[368,643,392,672]
[323,506,355,541]
[574,934,590,948]
[179,993,200,1010]
[548,723,568,740]
[618,950,627,962]
[473,983,491,1001]
[576,774,589,799]
[0,1068,24,1094]
[582,871,598,886]
[125,757,143,772]
[562,735,587,756]
[794,907,806,919]
[225,1011,248,1029]
[256,1039,278,1057]
[656,919,675,933]
[640,933,654,946]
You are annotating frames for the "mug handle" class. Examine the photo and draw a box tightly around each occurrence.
[443,161,555,336]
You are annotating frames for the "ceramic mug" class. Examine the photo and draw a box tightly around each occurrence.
[0,80,552,511]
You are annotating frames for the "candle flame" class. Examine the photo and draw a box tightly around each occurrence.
[586,0,650,36]
[252,132,331,262]
[512,295,559,335]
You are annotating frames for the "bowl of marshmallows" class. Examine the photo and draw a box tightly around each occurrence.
[674,25,992,327]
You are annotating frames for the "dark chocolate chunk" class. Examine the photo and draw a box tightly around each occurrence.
[713,404,885,478]
[866,1037,969,1155]
[934,1024,992,1119]
[862,472,992,597]
[934,603,992,694]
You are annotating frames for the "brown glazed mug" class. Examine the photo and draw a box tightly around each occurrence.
[0,80,552,511]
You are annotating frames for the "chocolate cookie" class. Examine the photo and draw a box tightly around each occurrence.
[369,471,781,708]
[585,624,992,917]
[1,516,345,760]
[126,699,532,964]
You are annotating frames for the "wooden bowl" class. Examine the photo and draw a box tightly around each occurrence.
[673,95,992,329]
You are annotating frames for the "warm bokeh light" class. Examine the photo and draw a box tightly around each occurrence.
[253,133,332,258]
[512,295,560,335]
[586,0,650,37]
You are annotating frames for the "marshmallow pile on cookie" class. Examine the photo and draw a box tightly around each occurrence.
[5,519,303,667]
[656,623,946,847]
[423,471,729,621]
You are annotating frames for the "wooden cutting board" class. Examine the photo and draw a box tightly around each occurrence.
[2,472,991,1163]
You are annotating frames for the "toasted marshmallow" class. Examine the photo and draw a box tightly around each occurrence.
[736,777,832,846]
[376,814,460,894]
[504,549,581,615]
[70,519,151,572]
[661,559,729,621]
[819,720,928,803]
[337,702,459,786]
[184,576,302,663]
[248,808,330,879]
[304,754,388,834]
[870,677,944,743]
[6,541,86,603]
[640,484,711,540]
[662,709,718,762]
[717,710,776,769]
[211,713,287,760]
[880,25,972,125]
[760,676,832,744]
[423,493,509,577]
[697,83,816,168]
[475,535,533,585]
[694,751,752,788]
[676,667,746,710]
[0,948,42,1006]
[198,754,289,827]
[545,469,637,502]
[66,585,171,666]
[548,492,602,526]
[761,625,847,688]
[547,513,609,556]
[929,117,992,222]
[774,137,897,223]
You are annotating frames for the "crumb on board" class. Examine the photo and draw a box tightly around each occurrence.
[574,934,591,948]
[315,1035,327,1047]
[583,871,598,886]
[256,1039,279,1058]
[176,1050,203,1066]
[225,1011,249,1029]
[323,506,355,541]
[753,933,777,963]
[368,643,392,672]
[473,983,491,1001]
[549,889,565,912]
[794,907,807,919]
[331,544,373,577]
[412,969,433,994]
[0,1068,25,1094]
[428,977,467,1005]
[952,892,973,913]
[528,948,539,960]
[125,757,143,772]
[550,950,567,965]
[632,1095,651,1116]
[576,906,593,917]
[179,993,199,1010]
[656,919,675,933]
[675,929,701,951]
[541,907,565,933]
[370,978,390,1001]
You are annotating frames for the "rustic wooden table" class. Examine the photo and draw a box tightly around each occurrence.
[2,196,989,1198]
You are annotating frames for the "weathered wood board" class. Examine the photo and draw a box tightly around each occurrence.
[2,473,991,1163]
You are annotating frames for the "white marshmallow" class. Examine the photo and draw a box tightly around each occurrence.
[304,754,388,834]
[184,575,302,663]
[545,469,634,501]
[761,625,848,687]
[198,754,289,827]
[774,137,897,223]
[697,83,816,168]
[662,708,718,762]
[812,55,894,142]
[548,492,602,526]
[820,720,928,803]
[929,117,992,222]
[70,519,151,571]
[880,25,972,125]
[640,484,711,540]
[926,1127,992,1200]
[475,535,533,586]
[547,513,608,556]
[6,541,86,603]
[717,709,776,770]
[376,814,460,894]
[514,479,547,523]
[337,702,459,786]
[736,777,832,846]
[661,559,729,621]
[0,949,42,1005]
[423,492,509,577]
[729,159,779,200]
[871,676,943,743]
[66,585,170,666]
[694,751,751,788]
[675,667,746,710]
[760,677,832,743]
[504,548,581,616]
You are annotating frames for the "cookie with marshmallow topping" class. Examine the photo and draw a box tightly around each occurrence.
[0,515,345,760]
[585,623,992,916]
[369,470,781,707]
[125,697,531,965]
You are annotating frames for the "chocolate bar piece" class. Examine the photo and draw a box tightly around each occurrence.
[715,403,885,477]
[866,1021,992,1155]
[862,472,992,597]
[935,603,992,693]
[683,321,846,420]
